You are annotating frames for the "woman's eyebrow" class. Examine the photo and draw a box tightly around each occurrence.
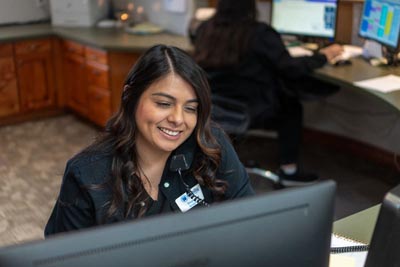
[152,92,175,100]
[152,92,198,103]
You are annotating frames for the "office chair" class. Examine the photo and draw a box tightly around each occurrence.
[211,95,281,186]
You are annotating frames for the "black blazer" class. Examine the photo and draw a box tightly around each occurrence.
[45,127,254,236]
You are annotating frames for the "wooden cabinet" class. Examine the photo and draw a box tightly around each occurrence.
[0,44,19,117]
[63,40,88,115]
[85,46,111,126]
[87,85,111,126]
[14,38,55,112]
[62,41,111,126]
[0,36,136,127]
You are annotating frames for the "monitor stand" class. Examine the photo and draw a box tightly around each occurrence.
[383,48,400,66]
[362,40,399,67]
[281,35,325,51]
[298,36,333,49]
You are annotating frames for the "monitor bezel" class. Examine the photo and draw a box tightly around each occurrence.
[364,183,400,266]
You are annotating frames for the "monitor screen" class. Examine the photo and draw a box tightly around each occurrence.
[271,0,338,38]
[365,183,400,267]
[0,181,336,267]
[359,0,400,49]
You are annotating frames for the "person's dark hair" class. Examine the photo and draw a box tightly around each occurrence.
[194,0,257,68]
[87,45,227,221]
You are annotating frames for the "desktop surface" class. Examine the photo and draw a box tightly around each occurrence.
[0,181,336,267]
[312,56,400,109]
[332,183,400,267]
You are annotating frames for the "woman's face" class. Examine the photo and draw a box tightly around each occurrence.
[135,73,198,156]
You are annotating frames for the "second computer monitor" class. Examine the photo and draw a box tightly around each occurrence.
[271,0,338,39]
[359,0,400,50]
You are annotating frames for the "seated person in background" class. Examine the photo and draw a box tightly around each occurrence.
[192,0,343,186]
[44,45,254,236]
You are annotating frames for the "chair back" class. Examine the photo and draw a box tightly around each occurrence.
[211,95,250,136]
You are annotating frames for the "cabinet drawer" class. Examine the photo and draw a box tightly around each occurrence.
[88,86,111,126]
[14,39,51,55]
[0,43,13,57]
[62,40,84,56]
[87,62,109,89]
[85,46,108,65]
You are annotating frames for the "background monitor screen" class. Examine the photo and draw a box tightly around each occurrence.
[359,0,400,49]
[271,0,338,38]
[0,181,336,267]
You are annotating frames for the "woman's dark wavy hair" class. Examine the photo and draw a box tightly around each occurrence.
[194,0,257,68]
[88,45,227,220]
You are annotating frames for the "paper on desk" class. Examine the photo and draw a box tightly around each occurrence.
[287,46,313,57]
[353,74,400,93]
[330,255,355,267]
[330,234,367,267]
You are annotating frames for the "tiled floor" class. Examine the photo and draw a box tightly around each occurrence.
[0,114,398,248]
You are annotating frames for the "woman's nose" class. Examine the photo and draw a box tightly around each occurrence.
[167,107,184,125]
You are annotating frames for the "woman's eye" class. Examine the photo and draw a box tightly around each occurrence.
[156,102,171,108]
[185,106,198,113]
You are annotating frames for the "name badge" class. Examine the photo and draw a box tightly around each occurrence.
[175,184,205,212]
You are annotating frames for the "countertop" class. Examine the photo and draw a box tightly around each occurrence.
[0,23,193,52]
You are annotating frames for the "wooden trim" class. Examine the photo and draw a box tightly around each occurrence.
[208,0,218,7]
[52,37,65,108]
[303,128,399,172]
[0,108,63,127]
[335,2,354,44]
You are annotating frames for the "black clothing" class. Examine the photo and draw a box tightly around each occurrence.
[196,22,332,164]
[44,127,254,236]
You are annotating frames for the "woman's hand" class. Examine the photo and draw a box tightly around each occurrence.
[319,44,344,62]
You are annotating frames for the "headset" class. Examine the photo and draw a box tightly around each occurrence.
[170,154,209,207]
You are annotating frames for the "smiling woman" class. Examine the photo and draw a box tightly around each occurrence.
[44,44,255,236]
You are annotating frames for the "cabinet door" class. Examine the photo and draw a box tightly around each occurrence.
[15,39,55,112]
[0,57,19,117]
[87,85,111,126]
[64,53,88,115]
[86,61,109,89]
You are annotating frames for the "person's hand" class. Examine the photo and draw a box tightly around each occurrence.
[319,44,344,62]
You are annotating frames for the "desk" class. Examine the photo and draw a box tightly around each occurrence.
[305,57,400,155]
[313,57,400,111]
[333,204,380,244]
[330,205,380,267]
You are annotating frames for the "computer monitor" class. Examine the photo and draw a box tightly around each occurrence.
[359,0,400,50]
[271,0,338,39]
[364,183,400,267]
[0,180,336,267]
